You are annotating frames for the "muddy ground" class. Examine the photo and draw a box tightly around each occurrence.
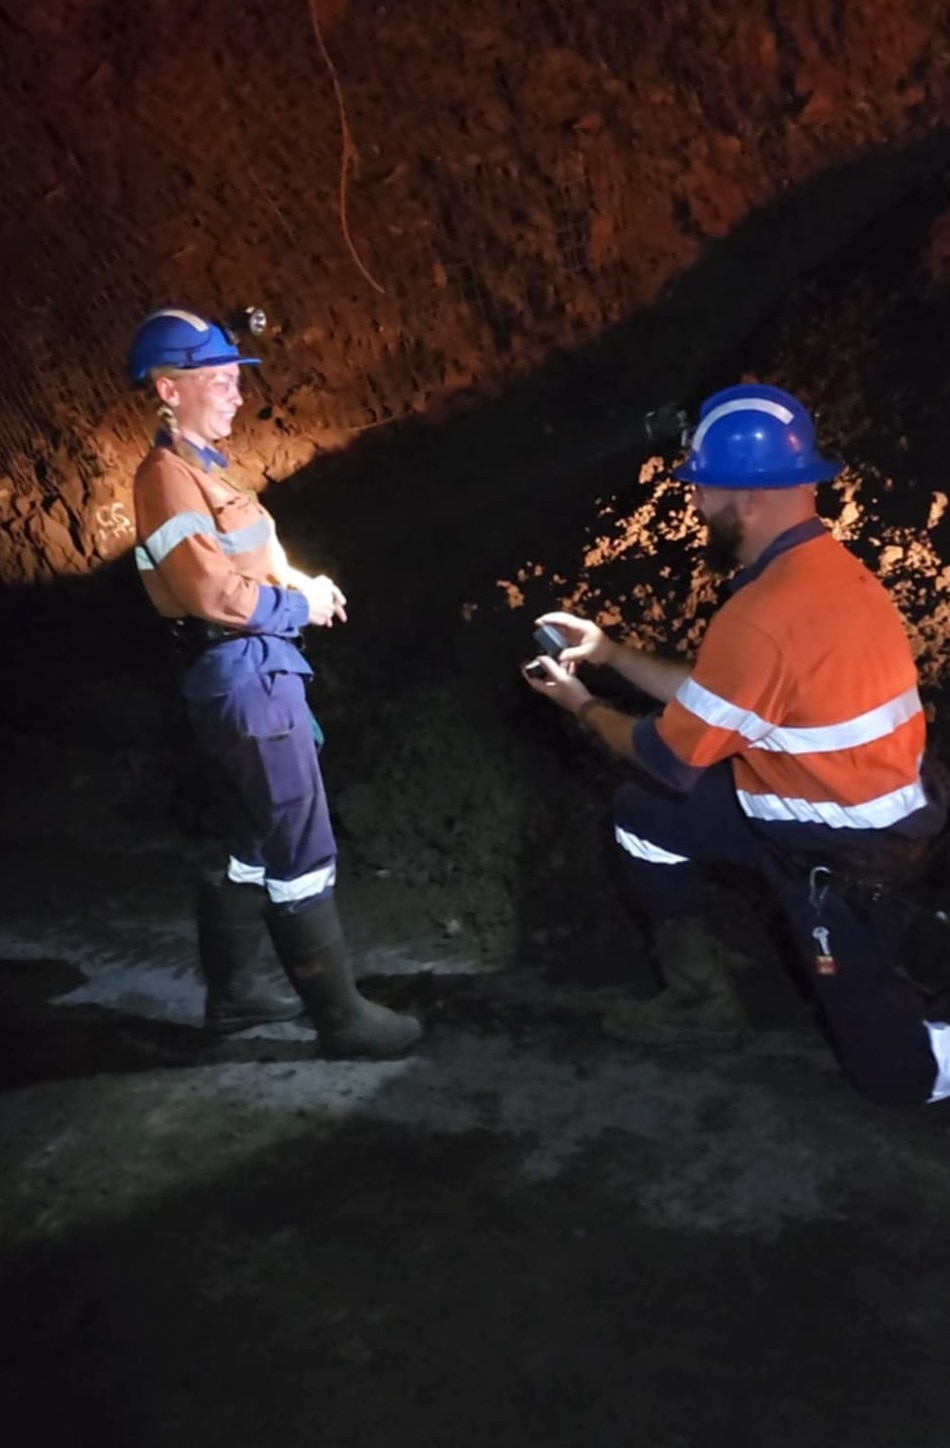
[3,749,950,1448]
[5,181,950,1445]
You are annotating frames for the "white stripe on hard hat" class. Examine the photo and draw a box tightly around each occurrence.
[145,308,211,333]
[691,396,794,451]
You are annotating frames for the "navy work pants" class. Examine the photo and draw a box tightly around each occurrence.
[187,671,337,907]
[613,763,939,1106]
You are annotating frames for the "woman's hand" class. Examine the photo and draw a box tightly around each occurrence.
[301,573,348,627]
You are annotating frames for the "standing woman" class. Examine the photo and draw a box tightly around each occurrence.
[128,307,421,1058]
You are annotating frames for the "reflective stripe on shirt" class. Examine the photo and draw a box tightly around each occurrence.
[675,677,924,755]
[136,511,273,571]
[218,517,273,556]
[137,510,216,568]
[736,777,930,829]
[673,677,773,743]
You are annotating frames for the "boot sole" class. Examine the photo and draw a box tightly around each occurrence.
[319,1045,420,1060]
[318,1026,423,1060]
[204,1007,304,1035]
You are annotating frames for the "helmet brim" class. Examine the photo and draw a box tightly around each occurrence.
[671,458,842,489]
[185,355,262,370]
[130,355,261,387]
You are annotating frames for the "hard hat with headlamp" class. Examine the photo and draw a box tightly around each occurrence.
[673,384,841,490]
[127,307,262,386]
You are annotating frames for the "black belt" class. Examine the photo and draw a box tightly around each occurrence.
[167,617,250,662]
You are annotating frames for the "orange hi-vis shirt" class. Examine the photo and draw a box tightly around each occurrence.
[648,524,930,834]
[133,442,289,626]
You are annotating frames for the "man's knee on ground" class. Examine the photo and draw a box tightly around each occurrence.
[844,1053,936,1109]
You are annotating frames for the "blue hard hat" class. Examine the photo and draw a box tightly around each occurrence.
[127,308,261,386]
[672,384,841,489]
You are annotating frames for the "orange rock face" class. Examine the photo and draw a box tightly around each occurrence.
[1,0,949,581]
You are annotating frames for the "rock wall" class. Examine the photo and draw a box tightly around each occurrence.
[1,0,949,582]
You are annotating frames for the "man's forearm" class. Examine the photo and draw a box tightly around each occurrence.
[603,640,690,703]
[574,699,640,761]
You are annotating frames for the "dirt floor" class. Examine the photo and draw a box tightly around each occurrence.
[5,175,950,1448]
[3,741,950,1448]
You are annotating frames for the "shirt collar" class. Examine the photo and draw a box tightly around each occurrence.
[729,516,827,595]
[155,429,228,472]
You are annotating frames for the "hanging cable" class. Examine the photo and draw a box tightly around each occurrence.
[307,1,386,295]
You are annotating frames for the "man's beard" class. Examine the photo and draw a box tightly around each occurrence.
[704,503,743,576]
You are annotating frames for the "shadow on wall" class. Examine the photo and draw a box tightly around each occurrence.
[4,129,950,700]
[258,126,950,646]
[0,552,179,740]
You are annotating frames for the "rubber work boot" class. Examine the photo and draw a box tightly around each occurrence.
[602,915,748,1049]
[198,872,303,1034]
[265,893,422,1059]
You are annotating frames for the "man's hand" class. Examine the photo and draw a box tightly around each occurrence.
[300,573,348,628]
[521,654,591,715]
[536,610,616,668]
[540,608,691,702]
[522,656,638,760]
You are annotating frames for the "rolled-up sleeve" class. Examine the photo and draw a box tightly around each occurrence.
[633,714,706,792]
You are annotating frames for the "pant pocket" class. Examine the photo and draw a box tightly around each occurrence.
[250,672,298,741]
[243,675,315,807]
